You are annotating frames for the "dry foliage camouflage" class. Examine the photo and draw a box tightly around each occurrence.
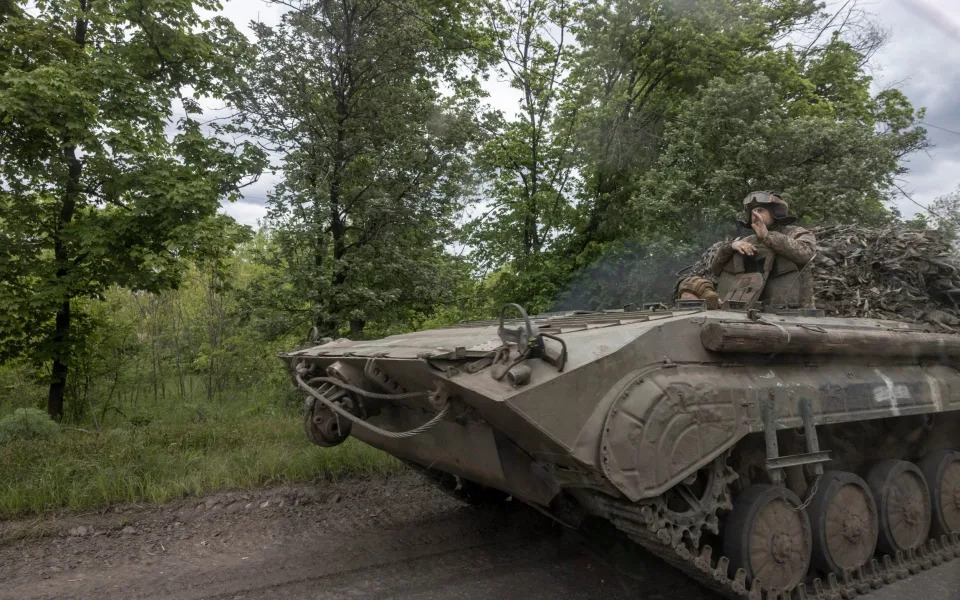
[689,225,960,331]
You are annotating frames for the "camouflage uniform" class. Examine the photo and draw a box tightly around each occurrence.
[678,192,817,308]
[708,224,817,308]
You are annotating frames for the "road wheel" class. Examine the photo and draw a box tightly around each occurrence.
[866,459,931,555]
[806,471,878,574]
[919,449,960,538]
[724,484,812,592]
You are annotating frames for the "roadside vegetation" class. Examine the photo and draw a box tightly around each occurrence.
[1,0,956,518]
[0,245,402,518]
[0,416,400,517]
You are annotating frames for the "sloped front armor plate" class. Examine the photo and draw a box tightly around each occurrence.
[600,368,745,502]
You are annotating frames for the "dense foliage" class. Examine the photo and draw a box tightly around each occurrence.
[0,0,941,422]
[0,0,264,419]
[227,0,485,338]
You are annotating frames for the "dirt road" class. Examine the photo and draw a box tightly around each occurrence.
[1,474,957,600]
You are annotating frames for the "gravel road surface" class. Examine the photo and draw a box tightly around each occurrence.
[1,473,957,600]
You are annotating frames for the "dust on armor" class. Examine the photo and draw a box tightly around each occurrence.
[287,296,960,599]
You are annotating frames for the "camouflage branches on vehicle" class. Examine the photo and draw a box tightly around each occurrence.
[689,224,960,330]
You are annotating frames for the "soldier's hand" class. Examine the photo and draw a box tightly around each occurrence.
[751,209,769,240]
[731,240,756,256]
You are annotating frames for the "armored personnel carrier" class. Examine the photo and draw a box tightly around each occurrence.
[285,302,960,599]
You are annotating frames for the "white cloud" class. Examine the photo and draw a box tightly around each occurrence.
[222,198,271,228]
[868,0,960,216]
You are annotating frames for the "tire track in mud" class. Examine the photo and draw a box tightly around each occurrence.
[2,503,685,600]
[0,475,700,600]
[1,474,957,600]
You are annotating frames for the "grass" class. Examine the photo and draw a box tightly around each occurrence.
[0,415,403,518]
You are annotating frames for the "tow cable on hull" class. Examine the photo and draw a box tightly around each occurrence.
[295,368,450,442]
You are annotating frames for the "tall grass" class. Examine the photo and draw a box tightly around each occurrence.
[0,416,402,517]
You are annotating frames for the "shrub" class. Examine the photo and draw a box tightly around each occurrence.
[0,408,60,444]
[0,416,402,516]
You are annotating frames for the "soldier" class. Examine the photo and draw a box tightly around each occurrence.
[678,192,817,308]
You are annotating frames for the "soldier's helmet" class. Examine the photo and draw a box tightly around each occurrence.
[739,191,796,228]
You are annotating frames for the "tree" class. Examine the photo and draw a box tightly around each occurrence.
[467,0,895,307]
[0,0,264,419]
[928,187,960,237]
[232,0,482,337]
[466,0,577,269]
[638,72,927,243]
[474,0,927,312]
[567,0,823,251]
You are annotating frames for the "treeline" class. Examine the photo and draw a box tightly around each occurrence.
[1,233,281,422]
[0,0,934,422]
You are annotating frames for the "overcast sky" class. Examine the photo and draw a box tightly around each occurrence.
[217,0,960,227]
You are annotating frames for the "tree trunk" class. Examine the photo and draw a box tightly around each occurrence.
[349,318,365,338]
[322,64,351,336]
[47,6,89,421]
[47,145,82,420]
[47,300,71,421]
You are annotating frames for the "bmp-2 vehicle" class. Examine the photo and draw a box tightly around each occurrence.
[285,301,960,599]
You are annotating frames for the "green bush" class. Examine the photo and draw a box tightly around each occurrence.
[0,415,402,517]
[0,408,59,444]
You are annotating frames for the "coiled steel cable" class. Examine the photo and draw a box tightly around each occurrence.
[296,373,450,440]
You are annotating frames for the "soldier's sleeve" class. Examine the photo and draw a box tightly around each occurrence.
[761,227,816,266]
[707,244,735,276]
[707,235,758,276]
